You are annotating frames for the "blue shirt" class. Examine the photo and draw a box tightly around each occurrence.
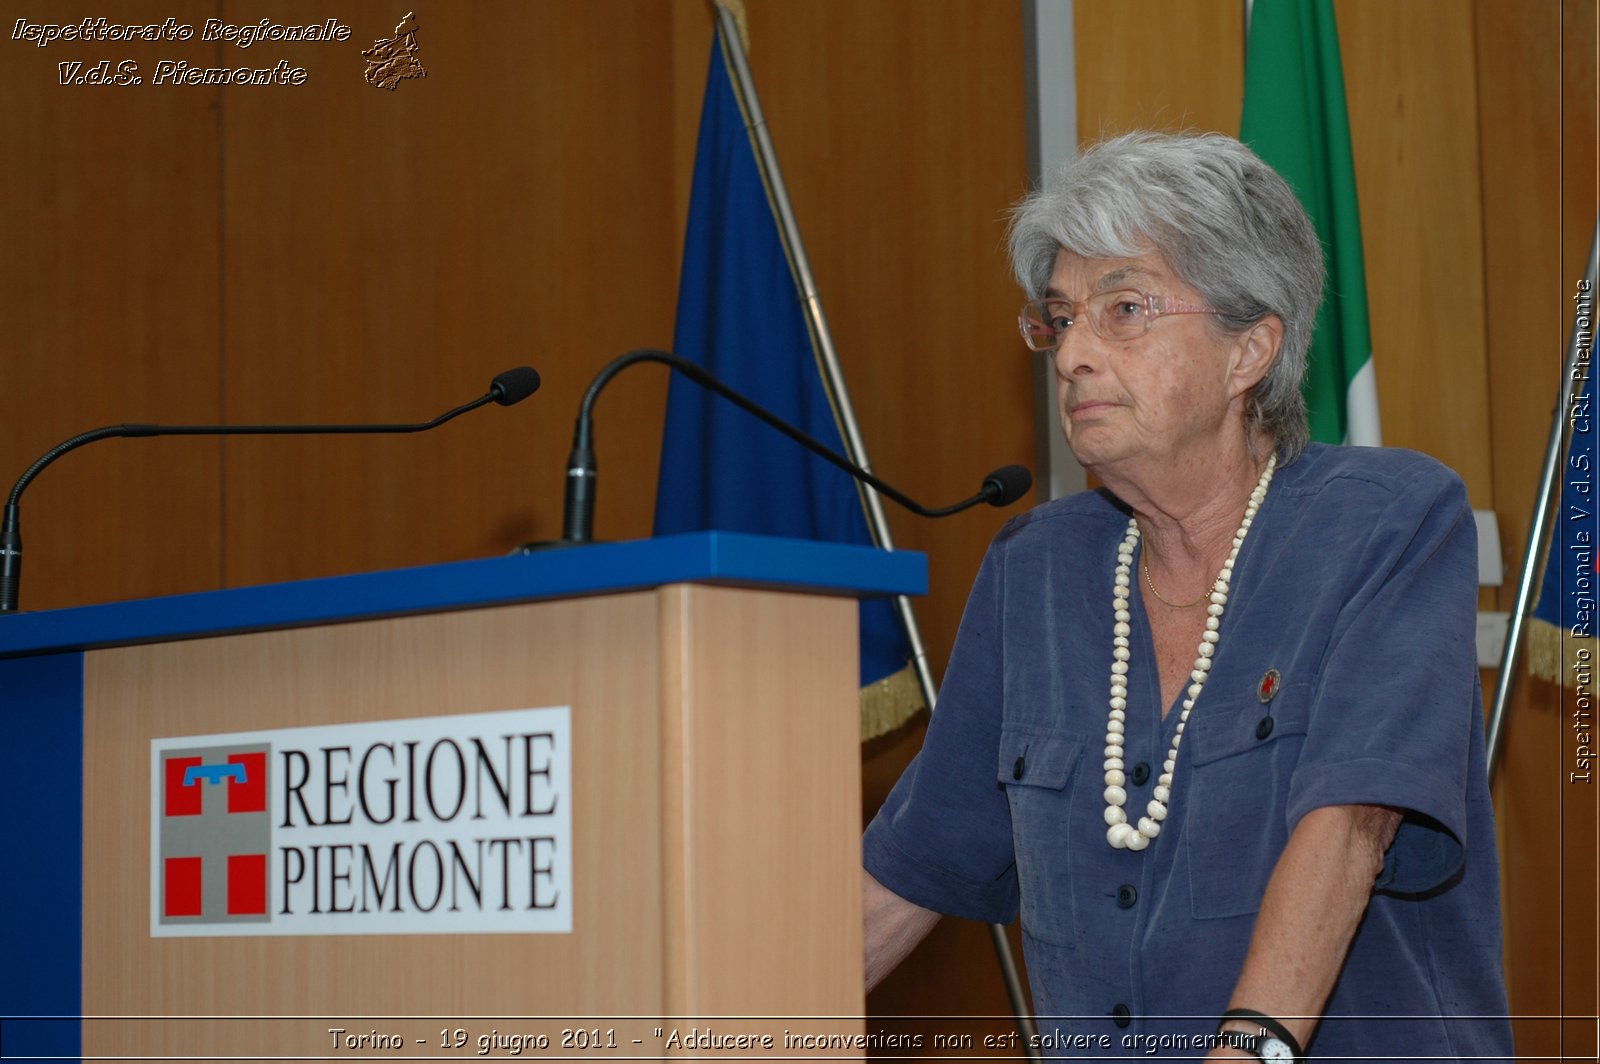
[864,445,1512,1062]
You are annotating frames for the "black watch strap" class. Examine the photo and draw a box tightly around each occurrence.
[1219,1008,1304,1061]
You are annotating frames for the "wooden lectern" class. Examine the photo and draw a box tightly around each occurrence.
[0,532,925,1061]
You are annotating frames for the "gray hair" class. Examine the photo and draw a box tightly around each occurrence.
[1008,131,1322,462]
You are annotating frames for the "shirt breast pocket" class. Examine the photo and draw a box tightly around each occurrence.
[1182,682,1312,920]
[997,724,1087,947]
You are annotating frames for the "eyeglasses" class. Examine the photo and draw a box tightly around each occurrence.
[1017,289,1218,351]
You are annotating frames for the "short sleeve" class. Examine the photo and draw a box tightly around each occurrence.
[1285,463,1480,894]
[862,531,1020,924]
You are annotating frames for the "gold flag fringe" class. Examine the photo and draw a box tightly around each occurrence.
[1526,616,1599,688]
[860,664,926,742]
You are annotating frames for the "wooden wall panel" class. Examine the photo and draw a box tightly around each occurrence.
[1478,0,1569,589]
[0,1,225,611]
[1562,1,1598,290]
[737,0,1035,680]
[1554,3,1599,1053]
[1336,0,1494,499]
[1074,0,1245,138]
[727,2,1036,1046]
[1474,0,1596,1056]
[217,0,680,587]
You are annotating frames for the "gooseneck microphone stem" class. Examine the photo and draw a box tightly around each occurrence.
[7,396,496,510]
[0,366,540,614]
[560,348,1029,544]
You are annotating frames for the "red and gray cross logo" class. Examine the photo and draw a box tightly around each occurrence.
[158,745,271,925]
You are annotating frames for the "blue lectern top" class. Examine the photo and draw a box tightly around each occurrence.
[0,531,927,660]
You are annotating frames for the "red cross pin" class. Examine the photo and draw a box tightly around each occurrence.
[1258,668,1282,704]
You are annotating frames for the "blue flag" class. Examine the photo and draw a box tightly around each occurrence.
[1530,366,1598,685]
[653,27,921,738]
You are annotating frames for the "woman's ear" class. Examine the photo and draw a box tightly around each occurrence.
[1230,314,1285,398]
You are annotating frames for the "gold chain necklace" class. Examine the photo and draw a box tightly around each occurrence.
[1141,556,1209,608]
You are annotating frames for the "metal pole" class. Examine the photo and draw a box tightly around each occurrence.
[710,4,1040,1055]
[1487,219,1599,780]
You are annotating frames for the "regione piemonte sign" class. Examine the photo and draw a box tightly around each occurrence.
[150,707,571,937]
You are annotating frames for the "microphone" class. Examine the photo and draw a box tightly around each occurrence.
[0,366,541,613]
[545,348,1029,546]
[975,464,1034,508]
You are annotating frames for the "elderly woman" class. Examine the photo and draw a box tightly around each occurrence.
[862,132,1511,1062]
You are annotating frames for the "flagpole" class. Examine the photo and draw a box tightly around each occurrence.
[709,3,1040,1053]
[1487,218,1599,781]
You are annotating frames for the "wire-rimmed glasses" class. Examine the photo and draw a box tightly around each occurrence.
[1018,289,1218,351]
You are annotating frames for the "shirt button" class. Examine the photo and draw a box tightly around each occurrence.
[1255,716,1275,740]
[1130,761,1151,786]
[1012,756,1025,780]
[1111,1003,1132,1028]
[1116,884,1137,908]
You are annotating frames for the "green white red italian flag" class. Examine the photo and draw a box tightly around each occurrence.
[1241,0,1381,446]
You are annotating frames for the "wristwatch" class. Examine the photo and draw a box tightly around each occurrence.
[1218,1009,1302,1062]
[1217,1028,1296,1062]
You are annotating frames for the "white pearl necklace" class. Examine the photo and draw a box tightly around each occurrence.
[1103,453,1277,851]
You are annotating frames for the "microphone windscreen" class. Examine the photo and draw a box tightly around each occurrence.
[491,366,542,406]
[982,464,1033,506]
